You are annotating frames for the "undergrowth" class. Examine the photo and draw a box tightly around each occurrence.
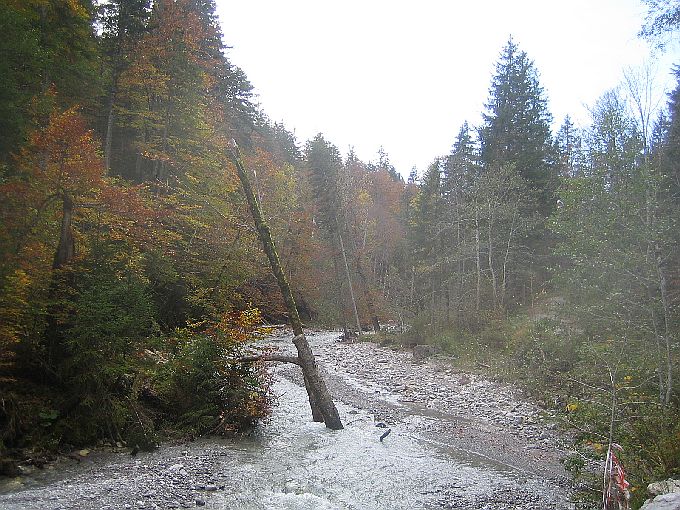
[0,308,272,467]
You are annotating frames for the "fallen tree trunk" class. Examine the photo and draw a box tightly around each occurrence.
[227,141,343,430]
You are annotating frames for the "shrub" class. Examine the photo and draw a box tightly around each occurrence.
[154,308,272,435]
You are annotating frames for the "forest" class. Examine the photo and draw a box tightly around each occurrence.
[0,0,678,507]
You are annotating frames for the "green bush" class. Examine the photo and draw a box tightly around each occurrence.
[154,310,271,436]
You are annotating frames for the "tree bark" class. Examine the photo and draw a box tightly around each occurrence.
[474,204,482,312]
[53,193,75,269]
[487,203,499,310]
[354,245,380,332]
[656,250,673,405]
[227,142,343,430]
[337,228,362,334]
[104,87,116,174]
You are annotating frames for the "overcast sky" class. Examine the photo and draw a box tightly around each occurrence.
[215,0,679,177]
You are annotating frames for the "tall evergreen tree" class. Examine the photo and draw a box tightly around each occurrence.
[0,0,100,162]
[665,67,680,194]
[98,0,150,172]
[480,38,556,213]
[586,89,643,184]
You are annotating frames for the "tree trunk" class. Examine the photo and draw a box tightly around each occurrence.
[104,88,116,174]
[354,249,380,332]
[656,250,673,406]
[227,142,343,430]
[331,254,349,336]
[337,228,362,335]
[53,194,75,269]
[487,203,499,310]
[501,209,518,310]
[474,205,482,312]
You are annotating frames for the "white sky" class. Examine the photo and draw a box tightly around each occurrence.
[215,0,679,177]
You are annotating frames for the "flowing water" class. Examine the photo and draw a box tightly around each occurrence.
[208,378,568,509]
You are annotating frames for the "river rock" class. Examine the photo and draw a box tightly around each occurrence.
[640,492,680,510]
[167,463,187,477]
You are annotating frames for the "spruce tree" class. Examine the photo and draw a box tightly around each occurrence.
[665,67,680,194]
[480,38,556,213]
[554,115,585,178]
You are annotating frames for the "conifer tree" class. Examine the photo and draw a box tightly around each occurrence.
[554,115,585,178]
[98,0,150,172]
[480,38,556,213]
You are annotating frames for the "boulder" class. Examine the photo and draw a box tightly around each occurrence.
[641,480,680,510]
[640,492,680,510]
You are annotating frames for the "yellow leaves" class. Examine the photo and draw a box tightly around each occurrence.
[16,0,90,19]
[566,402,579,412]
[0,269,33,346]
[66,0,89,20]
[357,189,372,208]
[591,442,605,453]
[583,440,605,454]
[209,307,272,345]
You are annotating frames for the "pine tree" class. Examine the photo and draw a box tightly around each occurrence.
[554,115,585,178]
[586,90,643,184]
[408,159,444,324]
[480,38,556,213]
[0,0,100,162]
[98,0,150,172]
[665,67,680,194]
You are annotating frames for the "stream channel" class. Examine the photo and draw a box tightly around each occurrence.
[0,330,575,509]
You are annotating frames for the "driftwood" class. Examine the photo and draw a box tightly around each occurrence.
[227,141,343,430]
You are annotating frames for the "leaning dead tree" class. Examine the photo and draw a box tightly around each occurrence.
[227,140,343,430]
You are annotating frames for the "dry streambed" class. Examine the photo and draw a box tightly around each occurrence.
[303,331,571,480]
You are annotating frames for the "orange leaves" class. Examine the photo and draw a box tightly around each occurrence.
[21,106,104,201]
[97,183,170,249]
[207,307,272,346]
[119,0,220,102]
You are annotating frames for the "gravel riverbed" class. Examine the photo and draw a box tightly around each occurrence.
[0,330,575,510]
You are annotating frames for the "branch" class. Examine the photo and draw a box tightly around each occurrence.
[237,354,301,366]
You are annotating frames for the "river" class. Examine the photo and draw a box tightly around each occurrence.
[0,330,574,509]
